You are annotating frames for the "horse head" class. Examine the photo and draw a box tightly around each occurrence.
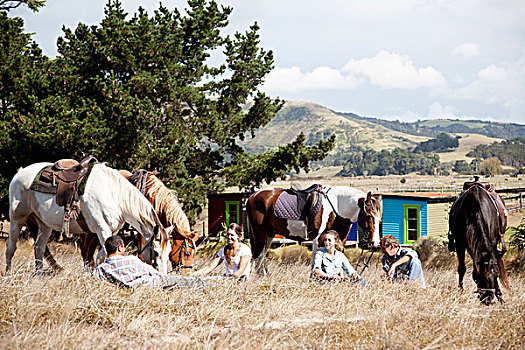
[474,251,500,304]
[357,192,383,247]
[140,209,172,274]
[169,230,202,276]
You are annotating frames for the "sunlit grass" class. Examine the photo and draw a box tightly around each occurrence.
[1,240,524,349]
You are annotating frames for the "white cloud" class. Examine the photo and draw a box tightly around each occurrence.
[342,51,448,90]
[453,55,525,110]
[428,101,460,119]
[452,42,480,60]
[262,66,362,93]
[263,51,448,94]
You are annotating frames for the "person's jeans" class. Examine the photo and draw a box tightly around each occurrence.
[408,257,426,287]
[162,275,210,290]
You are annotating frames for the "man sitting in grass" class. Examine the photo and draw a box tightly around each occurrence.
[380,235,426,287]
[93,235,207,289]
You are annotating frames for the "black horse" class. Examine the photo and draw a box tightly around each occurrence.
[448,180,509,304]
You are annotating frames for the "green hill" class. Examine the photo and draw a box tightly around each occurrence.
[240,101,429,154]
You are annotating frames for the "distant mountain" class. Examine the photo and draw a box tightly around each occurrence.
[340,113,525,139]
[240,101,428,154]
[239,101,523,170]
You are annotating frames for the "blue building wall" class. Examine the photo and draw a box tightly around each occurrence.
[382,198,428,244]
[346,222,359,241]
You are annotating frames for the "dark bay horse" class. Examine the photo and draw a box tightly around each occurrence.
[247,185,382,273]
[448,181,510,304]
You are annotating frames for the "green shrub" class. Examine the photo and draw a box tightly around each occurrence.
[413,237,455,269]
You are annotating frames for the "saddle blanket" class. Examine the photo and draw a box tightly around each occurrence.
[274,191,322,220]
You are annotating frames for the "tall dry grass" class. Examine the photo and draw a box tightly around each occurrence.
[1,239,524,349]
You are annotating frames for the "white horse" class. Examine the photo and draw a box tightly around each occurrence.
[6,162,173,274]
[247,184,382,274]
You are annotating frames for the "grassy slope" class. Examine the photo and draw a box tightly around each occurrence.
[436,133,504,163]
[240,101,428,153]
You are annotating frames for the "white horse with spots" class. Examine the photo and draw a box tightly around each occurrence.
[311,185,382,256]
[6,162,172,274]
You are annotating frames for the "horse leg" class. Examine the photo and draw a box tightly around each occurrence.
[26,219,63,272]
[457,248,466,291]
[256,235,274,275]
[34,225,52,274]
[80,232,99,269]
[5,218,25,272]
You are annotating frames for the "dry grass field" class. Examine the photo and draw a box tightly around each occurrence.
[1,239,524,350]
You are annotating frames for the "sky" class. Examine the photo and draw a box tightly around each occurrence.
[11,0,525,124]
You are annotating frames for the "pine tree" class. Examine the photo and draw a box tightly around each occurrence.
[0,0,335,220]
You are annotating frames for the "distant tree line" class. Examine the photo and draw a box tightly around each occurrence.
[335,146,441,176]
[467,138,525,169]
[339,112,525,140]
[413,133,460,153]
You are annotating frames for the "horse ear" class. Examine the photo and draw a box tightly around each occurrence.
[358,197,365,208]
[119,169,133,179]
[367,192,372,202]
[377,194,382,202]
[190,230,203,241]
[164,225,174,236]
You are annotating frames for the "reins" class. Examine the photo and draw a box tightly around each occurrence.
[169,237,195,270]
[356,247,375,275]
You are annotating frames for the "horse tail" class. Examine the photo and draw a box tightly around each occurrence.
[498,257,510,290]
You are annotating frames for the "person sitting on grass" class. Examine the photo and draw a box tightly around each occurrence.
[312,230,365,284]
[93,235,208,289]
[190,223,251,281]
[380,234,426,287]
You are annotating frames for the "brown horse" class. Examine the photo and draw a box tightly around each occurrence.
[39,170,200,275]
[448,180,510,304]
[247,185,382,274]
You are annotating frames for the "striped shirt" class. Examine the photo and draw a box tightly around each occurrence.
[93,255,164,288]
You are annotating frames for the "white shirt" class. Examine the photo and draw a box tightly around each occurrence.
[217,243,252,277]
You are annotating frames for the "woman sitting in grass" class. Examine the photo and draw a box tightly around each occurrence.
[312,230,365,284]
[190,223,251,280]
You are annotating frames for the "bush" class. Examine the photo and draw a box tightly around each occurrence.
[267,245,311,265]
[413,237,455,269]
[509,219,525,250]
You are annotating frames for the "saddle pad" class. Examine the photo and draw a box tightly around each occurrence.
[274,191,322,220]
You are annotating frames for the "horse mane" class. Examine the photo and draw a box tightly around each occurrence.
[96,164,154,225]
[143,173,192,238]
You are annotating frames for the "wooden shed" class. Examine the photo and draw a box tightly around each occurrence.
[381,193,457,245]
[207,192,252,238]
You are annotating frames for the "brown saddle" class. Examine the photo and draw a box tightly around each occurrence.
[41,155,98,207]
[31,156,97,237]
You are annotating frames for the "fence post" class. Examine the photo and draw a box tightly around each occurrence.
[520,192,523,209]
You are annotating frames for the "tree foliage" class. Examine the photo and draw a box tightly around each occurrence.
[467,138,525,169]
[0,0,335,220]
[413,133,459,153]
[336,146,440,177]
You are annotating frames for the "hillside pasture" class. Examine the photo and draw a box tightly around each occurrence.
[1,239,524,349]
[436,133,504,164]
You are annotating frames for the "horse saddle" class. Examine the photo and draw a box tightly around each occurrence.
[274,183,323,220]
[30,156,97,237]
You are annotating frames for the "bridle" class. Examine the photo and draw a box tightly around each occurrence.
[139,234,158,269]
[169,237,195,271]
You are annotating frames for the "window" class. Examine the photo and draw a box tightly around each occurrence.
[403,204,421,244]
[225,200,240,227]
